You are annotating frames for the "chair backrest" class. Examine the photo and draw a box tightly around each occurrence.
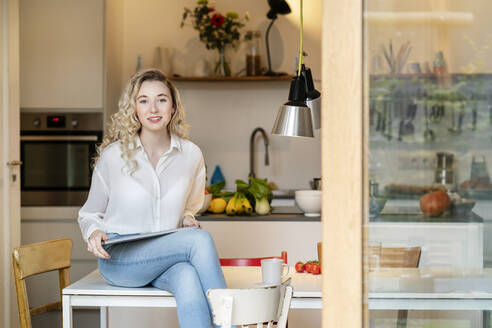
[220,251,288,266]
[12,238,73,328]
[207,283,293,328]
[380,247,421,268]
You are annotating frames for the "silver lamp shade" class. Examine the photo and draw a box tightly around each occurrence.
[272,101,314,137]
[306,96,321,129]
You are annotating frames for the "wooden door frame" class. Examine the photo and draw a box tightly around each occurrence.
[321,0,365,327]
[1,0,21,326]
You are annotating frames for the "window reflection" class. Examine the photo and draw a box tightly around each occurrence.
[364,0,492,327]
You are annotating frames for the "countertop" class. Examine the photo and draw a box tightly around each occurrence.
[372,212,483,223]
[21,206,482,223]
[377,199,484,223]
[197,213,321,222]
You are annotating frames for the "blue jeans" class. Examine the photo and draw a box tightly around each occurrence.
[98,228,226,328]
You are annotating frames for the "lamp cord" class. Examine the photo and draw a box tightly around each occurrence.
[265,18,276,74]
[297,0,303,76]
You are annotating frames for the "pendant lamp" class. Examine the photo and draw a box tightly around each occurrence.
[272,0,319,137]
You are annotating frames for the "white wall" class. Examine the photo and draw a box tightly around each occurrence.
[366,0,492,74]
[106,0,322,190]
[119,0,322,82]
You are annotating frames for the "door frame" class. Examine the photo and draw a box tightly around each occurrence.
[1,0,21,326]
[321,0,365,327]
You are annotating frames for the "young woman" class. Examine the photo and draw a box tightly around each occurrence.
[78,68,226,327]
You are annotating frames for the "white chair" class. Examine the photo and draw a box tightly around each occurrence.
[206,282,293,328]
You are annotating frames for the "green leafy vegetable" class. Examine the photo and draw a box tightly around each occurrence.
[235,179,249,193]
[208,180,225,198]
[248,177,270,200]
[248,177,272,215]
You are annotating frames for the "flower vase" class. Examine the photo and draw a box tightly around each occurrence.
[215,48,231,77]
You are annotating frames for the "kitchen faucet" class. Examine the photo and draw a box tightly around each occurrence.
[249,127,270,179]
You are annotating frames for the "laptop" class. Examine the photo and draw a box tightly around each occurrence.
[103,226,198,246]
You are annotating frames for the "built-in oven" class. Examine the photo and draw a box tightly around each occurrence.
[21,113,103,206]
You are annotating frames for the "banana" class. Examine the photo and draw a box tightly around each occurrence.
[242,197,253,215]
[236,194,244,215]
[226,195,238,216]
[226,193,253,216]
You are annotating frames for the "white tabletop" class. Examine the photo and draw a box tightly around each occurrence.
[63,267,492,311]
[63,266,322,298]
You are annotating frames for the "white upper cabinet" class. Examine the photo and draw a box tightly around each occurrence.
[20,0,104,109]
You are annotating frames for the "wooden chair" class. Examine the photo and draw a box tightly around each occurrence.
[381,247,421,328]
[12,238,73,328]
[220,251,288,266]
[380,247,421,269]
[207,281,293,328]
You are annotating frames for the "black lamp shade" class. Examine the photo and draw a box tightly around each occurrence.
[302,65,321,129]
[267,0,291,19]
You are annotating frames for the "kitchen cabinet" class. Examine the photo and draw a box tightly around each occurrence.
[20,0,104,110]
[375,201,484,268]
[471,201,492,266]
[368,203,484,327]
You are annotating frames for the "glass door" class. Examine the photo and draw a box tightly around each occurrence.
[364,1,492,327]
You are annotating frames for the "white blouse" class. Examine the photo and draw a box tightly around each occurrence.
[77,134,205,242]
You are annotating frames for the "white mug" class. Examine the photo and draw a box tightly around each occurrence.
[261,258,289,285]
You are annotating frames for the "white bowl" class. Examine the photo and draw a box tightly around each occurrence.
[295,190,322,217]
[197,193,212,215]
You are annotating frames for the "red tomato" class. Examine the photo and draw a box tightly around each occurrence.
[304,262,313,273]
[295,261,305,273]
[205,189,209,194]
[311,263,321,274]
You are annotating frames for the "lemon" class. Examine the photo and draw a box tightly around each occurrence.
[208,198,227,213]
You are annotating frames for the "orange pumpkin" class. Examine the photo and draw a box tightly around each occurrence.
[420,191,450,217]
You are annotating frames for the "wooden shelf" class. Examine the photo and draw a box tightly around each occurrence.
[169,75,294,82]
[365,11,473,26]
[370,73,492,78]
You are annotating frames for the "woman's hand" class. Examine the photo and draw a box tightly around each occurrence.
[183,215,201,229]
[87,229,111,259]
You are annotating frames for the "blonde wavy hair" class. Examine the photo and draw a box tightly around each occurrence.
[94,68,189,174]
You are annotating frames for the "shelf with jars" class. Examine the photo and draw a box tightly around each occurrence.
[169,75,294,82]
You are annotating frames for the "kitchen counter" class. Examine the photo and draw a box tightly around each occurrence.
[372,212,483,223]
[197,213,320,222]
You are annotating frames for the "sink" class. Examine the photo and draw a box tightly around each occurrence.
[271,196,302,214]
[271,189,295,199]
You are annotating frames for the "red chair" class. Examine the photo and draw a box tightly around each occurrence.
[220,251,288,267]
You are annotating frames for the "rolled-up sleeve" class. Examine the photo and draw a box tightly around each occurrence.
[78,167,109,242]
[182,155,205,224]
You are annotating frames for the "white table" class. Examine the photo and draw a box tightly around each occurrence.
[368,268,492,311]
[63,267,492,328]
[62,266,322,328]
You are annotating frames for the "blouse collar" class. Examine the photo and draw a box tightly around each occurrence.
[134,133,182,153]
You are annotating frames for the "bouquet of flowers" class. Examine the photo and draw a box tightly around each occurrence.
[181,0,249,76]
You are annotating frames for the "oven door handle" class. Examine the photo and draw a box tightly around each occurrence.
[7,160,23,166]
[20,135,99,141]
